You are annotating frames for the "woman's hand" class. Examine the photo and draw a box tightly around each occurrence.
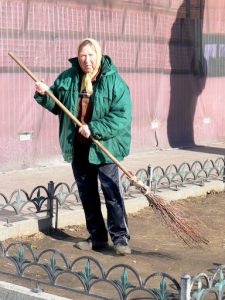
[35,81,49,96]
[78,124,91,138]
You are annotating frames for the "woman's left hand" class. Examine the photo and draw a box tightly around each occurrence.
[78,124,91,138]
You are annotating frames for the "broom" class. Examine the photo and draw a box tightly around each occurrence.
[8,52,208,246]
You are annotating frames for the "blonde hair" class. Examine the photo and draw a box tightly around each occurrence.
[77,38,102,96]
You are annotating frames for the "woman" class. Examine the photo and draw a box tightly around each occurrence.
[34,38,132,255]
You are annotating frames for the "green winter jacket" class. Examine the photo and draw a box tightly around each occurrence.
[34,55,132,164]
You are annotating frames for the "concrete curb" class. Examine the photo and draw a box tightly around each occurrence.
[161,180,225,202]
[0,281,71,300]
[0,197,149,240]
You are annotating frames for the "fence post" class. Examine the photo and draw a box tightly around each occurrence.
[47,181,54,231]
[223,156,225,183]
[147,164,152,190]
[180,273,191,300]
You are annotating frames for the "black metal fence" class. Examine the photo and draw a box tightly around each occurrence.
[0,156,224,229]
[0,241,225,299]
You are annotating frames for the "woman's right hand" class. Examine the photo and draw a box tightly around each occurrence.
[35,81,49,96]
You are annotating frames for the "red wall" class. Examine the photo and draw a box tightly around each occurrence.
[0,0,225,171]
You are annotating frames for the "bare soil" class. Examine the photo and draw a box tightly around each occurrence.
[3,191,225,299]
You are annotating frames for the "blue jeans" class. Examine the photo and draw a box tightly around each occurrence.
[72,142,130,246]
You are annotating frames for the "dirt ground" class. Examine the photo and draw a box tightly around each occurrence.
[3,190,225,299]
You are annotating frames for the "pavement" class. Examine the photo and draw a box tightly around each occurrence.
[0,141,225,241]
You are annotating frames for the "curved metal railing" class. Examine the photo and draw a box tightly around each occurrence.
[0,241,180,300]
[1,241,225,299]
[0,156,224,226]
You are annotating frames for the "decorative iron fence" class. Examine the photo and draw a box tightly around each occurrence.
[122,156,225,195]
[0,180,80,228]
[0,241,225,300]
[0,156,224,227]
[181,266,225,300]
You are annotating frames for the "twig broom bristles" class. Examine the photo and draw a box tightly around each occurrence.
[8,52,208,247]
[132,179,208,246]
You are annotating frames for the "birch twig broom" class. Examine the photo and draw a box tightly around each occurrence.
[8,52,208,246]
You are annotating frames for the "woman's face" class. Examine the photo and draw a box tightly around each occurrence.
[78,44,97,74]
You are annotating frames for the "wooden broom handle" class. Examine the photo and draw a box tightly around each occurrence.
[8,52,134,180]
